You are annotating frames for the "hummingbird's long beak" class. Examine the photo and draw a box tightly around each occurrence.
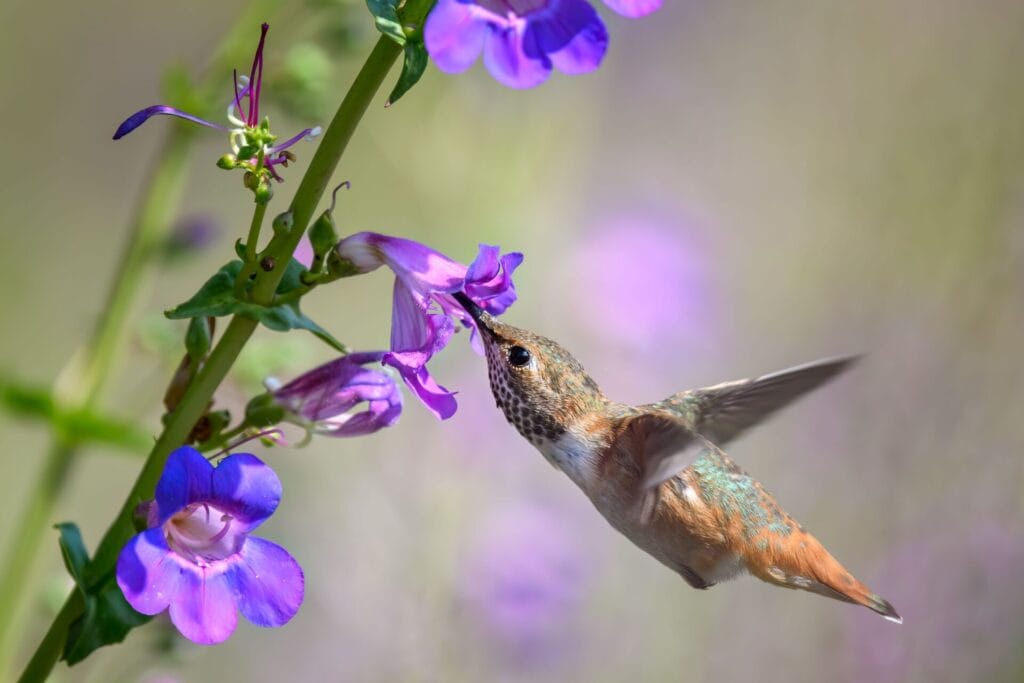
[452,291,493,335]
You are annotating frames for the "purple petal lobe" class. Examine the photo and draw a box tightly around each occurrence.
[154,447,213,526]
[425,0,489,73]
[112,105,228,140]
[523,0,603,58]
[545,5,608,74]
[226,537,304,628]
[464,245,523,314]
[117,528,183,616]
[601,0,662,18]
[210,453,282,530]
[383,352,458,419]
[483,27,553,89]
[167,565,238,645]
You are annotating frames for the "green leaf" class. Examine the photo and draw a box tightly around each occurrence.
[0,377,55,421]
[387,41,429,106]
[60,410,151,452]
[166,260,346,352]
[365,0,406,45]
[55,524,152,665]
[55,523,89,592]
[166,260,245,319]
[185,316,212,359]
[0,376,150,452]
[63,575,151,665]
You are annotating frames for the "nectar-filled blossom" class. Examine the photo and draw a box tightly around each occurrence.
[116,446,303,645]
[424,0,661,88]
[334,233,522,419]
[113,23,320,182]
[271,351,403,437]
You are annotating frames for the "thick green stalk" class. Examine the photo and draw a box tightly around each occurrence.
[16,34,401,683]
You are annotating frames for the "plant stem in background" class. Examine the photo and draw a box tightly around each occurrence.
[0,132,191,674]
[0,1,282,673]
[16,34,402,683]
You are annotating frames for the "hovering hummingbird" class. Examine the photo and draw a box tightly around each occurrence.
[453,292,901,623]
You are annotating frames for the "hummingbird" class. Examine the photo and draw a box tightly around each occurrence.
[452,292,901,623]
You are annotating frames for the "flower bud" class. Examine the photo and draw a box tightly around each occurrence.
[254,179,274,205]
[217,154,239,170]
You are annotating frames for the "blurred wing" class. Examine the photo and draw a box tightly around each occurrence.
[691,356,859,445]
[613,412,708,523]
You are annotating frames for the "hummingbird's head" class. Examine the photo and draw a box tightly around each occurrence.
[452,292,606,447]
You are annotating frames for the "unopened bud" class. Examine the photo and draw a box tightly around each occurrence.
[254,179,274,204]
[217,154,238,170]
[272,211,294,235]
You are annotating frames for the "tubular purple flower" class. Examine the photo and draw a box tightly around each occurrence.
[116,446,303,645]
[425,0,609,89]
[112,23,320,182]
[271,351,403,437]
[334,232,522,419]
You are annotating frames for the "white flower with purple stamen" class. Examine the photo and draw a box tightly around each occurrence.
[113,23,320,182]
[424,0,661,88]
[270,351,403,437]
[335,233,523,419]
[116,446,303,645]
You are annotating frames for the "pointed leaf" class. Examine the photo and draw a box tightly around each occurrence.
[63,576,151,665]
[55,523,89,593]
[166,259,346,351]
[165,260,244,319]
[387,41,428,106]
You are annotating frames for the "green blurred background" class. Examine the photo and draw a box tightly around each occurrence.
[2,0,1024,680]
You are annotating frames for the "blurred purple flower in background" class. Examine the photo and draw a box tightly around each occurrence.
[293,233,315,268]
[271,351,403,437]
[568,210,718,354]
[425,0,659,88]
[113,24,320,181]
[458,502,589,666]
[117,447,303,644]
[163,214,219,259]
[848,519,1024,681]
[335,232,522,419]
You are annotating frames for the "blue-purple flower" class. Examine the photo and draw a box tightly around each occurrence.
[113,23,320,182]
[424,0,661,88]
[117,446,303,645]
[458,502,589,665]
[271,351,403,437]
[335,232,523,419]
[567,209,718,355]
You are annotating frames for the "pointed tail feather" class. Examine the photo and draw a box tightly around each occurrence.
[743,526,902,624]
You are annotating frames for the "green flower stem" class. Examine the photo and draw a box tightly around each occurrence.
[235,199,269,297]
[253,36,402,303]
[16,34,402,683]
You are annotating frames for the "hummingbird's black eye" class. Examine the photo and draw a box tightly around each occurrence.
[507,345,531,368]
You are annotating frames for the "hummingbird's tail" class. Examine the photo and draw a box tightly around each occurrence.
[742,526,902,624]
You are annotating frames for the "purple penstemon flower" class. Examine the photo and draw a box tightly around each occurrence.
[116,446,303,645]
[113,23,320,182]
[334,233,523,419]
[424,0,661,88]
[270,351,403,437]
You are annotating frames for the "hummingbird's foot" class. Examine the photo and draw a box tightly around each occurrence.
[678,564,714,590]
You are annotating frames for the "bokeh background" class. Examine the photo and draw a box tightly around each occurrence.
[2,0,1024,681]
